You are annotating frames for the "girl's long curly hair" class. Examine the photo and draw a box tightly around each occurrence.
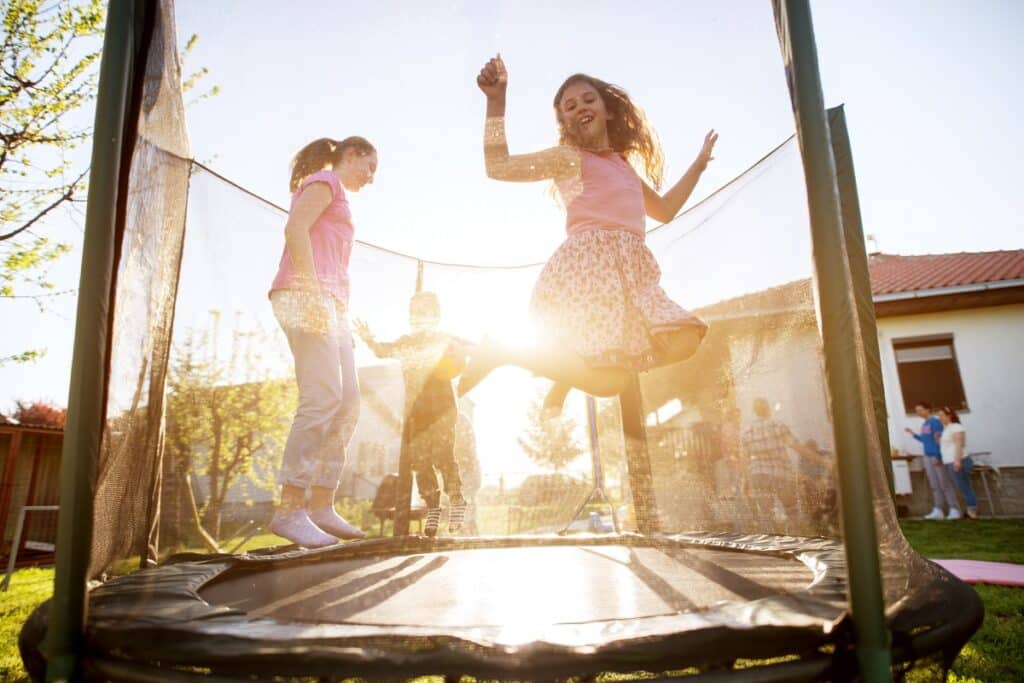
[553,74,664,190]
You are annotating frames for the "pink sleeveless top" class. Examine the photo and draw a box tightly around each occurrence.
[269,171,355,305]
[561,150,645,237]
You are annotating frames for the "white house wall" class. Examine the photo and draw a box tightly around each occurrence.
[339,363,404,497]
[878,303,1024,467]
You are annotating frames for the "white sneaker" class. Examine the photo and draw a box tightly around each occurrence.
[924,508,945,521]
[947,508,962,520]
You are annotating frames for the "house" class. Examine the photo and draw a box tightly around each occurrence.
[641,249,1024,520]
[337,363,405,500]
[871,251,1024,465]
[874,250,1024,515]
[0,417,62,563]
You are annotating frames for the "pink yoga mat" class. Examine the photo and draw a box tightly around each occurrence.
[931,559,1024,587]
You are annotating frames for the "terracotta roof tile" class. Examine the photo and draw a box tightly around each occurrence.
[695,250,1024,318]
[867,250,1024,295]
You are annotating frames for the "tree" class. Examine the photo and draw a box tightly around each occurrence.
[164,318,294,550]
[12,399,66,427]
[0,0,216,366]
[518,391,584,472]
[1,0,101,362]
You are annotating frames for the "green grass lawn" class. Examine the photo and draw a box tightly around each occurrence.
[1,568,53,682]
[900,519,1024,565]
[901,519,1024,682]
[2,520,1021,681]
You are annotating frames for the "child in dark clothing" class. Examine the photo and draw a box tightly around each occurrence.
[354,292,470,536]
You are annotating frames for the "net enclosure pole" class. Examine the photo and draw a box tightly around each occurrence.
[44,1,152,680]
[828,105,896,499]
[773,1,893,680]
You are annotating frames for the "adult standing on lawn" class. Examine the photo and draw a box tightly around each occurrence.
[938,406,978,520]
[905,401,961,520]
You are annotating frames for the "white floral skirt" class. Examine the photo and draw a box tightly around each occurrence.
[529,229,707,371]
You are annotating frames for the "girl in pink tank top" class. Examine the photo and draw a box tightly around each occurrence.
[269,136,378,548]
[459,56,717,415]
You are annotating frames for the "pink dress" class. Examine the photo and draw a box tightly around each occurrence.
[529,149,706,370]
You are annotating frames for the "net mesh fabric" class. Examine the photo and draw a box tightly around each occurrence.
[90,0,190,577]
[93,7,911,575]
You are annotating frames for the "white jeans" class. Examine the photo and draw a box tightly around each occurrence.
[272,290,360,490]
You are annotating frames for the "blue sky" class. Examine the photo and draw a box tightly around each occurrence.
[2,0,1022,419]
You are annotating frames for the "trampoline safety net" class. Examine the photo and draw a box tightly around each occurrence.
[19,1,982,681]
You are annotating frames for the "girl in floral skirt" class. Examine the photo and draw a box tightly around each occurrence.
[459,55,715,411]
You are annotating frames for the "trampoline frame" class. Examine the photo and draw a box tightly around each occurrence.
[21,532,981,681]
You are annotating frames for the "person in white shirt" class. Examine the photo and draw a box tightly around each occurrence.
[937,406,978,520]
[905,401,960,520]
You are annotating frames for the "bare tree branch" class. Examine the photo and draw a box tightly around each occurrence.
[0,167,87,240]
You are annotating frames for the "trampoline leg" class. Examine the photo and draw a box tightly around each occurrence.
[619,375,660,534]
[560,395,618,534]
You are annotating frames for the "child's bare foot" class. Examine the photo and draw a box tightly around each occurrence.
[541,382,571,420]
[457,338,503,396]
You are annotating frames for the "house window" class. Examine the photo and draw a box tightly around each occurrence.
[892,335,968,414]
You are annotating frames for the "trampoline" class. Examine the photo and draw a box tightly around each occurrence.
[22,533,980,680]
[20,0,983,681]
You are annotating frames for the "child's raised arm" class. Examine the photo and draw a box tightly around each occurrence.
[477,55,579,183]
[353,319,396,358]
[643,130,718,223]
